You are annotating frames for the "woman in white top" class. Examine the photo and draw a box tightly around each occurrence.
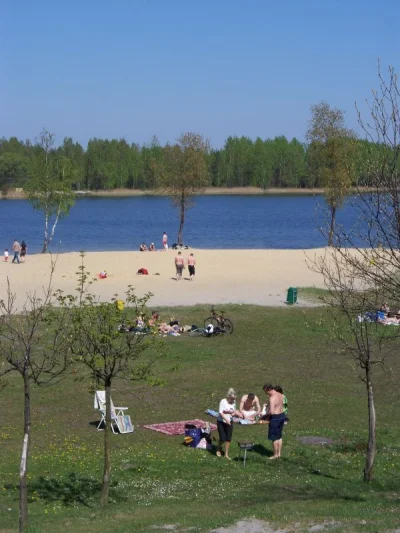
[216,387,237,459]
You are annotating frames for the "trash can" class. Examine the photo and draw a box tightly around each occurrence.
[116,300,125,311]
[286,287,297,304]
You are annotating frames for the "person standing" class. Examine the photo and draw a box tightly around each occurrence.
[263,383,286,459]
[216,388,237,459]
[20,240,27,262]
[12,240,21,264]
[4,248,9,262]
[162,232,168,251]
[187,253,196,281]
[174,251,185,280]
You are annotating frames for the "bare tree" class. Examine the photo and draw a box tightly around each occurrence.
[0,262,70,532]
[308,64,400,482]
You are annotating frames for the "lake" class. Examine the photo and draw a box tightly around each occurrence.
[0,195,359,253]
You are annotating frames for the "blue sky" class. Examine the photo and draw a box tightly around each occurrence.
[1,0,399,148]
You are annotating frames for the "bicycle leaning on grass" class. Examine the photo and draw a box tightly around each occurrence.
[203,306,234,334]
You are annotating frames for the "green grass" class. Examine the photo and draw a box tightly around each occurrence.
[298,286,330,303]
[0,305,400,533]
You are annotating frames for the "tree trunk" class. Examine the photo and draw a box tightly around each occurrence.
[328,205,336,246]
[19,373,31,533]
[100,381,112,505]
[177,193,185,246]
[47,208,61,252]
[364,366,376,482]
[42,213,49,253]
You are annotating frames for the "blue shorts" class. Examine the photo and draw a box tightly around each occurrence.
[268,413,286,441]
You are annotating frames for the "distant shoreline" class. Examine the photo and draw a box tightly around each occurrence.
[1,186,373,199]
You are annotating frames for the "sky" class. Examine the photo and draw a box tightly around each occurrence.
[1,0,399,148]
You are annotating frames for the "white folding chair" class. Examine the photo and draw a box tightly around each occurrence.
[94,391,133,434]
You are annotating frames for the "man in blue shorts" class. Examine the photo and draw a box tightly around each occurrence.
[263,383,286,460]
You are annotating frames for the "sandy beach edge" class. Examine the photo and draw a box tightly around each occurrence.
[1,248,331,309]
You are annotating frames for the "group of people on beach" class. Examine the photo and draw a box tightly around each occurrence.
[139,232,169,252]
[217,384,288,460]
[4,239,27,264]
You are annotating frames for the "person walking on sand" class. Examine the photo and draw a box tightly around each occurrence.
[187,253,196,281]
[4,248,9,262]
[162,232,168,251]
[174,251,185,280]
[12,239,21,264]
[20,240,27,262]
[263,383,286,459]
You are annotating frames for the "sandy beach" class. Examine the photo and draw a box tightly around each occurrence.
[0,249,330,310]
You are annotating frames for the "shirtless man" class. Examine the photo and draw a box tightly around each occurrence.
[174,251,185,280]
[263,383,285,459]
[239,393,261,420]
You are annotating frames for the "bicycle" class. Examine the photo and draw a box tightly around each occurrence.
[188,325,223,337]
[203,306,234,334]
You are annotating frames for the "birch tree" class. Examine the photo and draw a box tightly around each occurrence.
[26,129,75,253]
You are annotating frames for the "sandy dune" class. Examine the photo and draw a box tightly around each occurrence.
[0,249,329,309]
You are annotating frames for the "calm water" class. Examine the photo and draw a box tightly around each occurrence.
[0,195,359,253]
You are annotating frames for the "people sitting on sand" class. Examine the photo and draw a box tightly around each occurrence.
[239,392,262,420]
[139,243,147,251]
[149,243,156,251]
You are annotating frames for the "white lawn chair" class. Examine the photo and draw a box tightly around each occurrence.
[94,391,134,434]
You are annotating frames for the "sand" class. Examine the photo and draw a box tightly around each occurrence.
[0,249,329,310]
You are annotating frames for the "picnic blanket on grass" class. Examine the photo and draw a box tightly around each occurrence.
[142,419,217,435]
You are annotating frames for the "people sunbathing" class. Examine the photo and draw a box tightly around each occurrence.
[149,243,156,251]
[158,322,183,335]
[139,243,147,251]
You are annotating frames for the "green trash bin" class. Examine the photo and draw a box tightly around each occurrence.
[286,287,297,304]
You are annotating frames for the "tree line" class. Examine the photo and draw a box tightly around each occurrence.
[0,131,389,192]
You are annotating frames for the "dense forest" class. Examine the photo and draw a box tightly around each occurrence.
[0,134,383,192]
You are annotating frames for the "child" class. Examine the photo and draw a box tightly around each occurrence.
[4,249,9,262]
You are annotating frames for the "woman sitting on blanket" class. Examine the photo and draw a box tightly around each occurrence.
[239,392,262,421]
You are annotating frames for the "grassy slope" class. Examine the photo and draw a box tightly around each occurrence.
[0,305,399,533]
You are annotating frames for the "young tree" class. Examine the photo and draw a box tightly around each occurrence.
[306,102,357,245]
[0,264,70,532]
[157,132,209,245]
[57,255,166,505]
[308,65,400,482]
[25,129,75,253]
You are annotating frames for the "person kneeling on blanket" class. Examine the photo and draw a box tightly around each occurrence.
[217,387,240,459]
[239,392,261,421]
